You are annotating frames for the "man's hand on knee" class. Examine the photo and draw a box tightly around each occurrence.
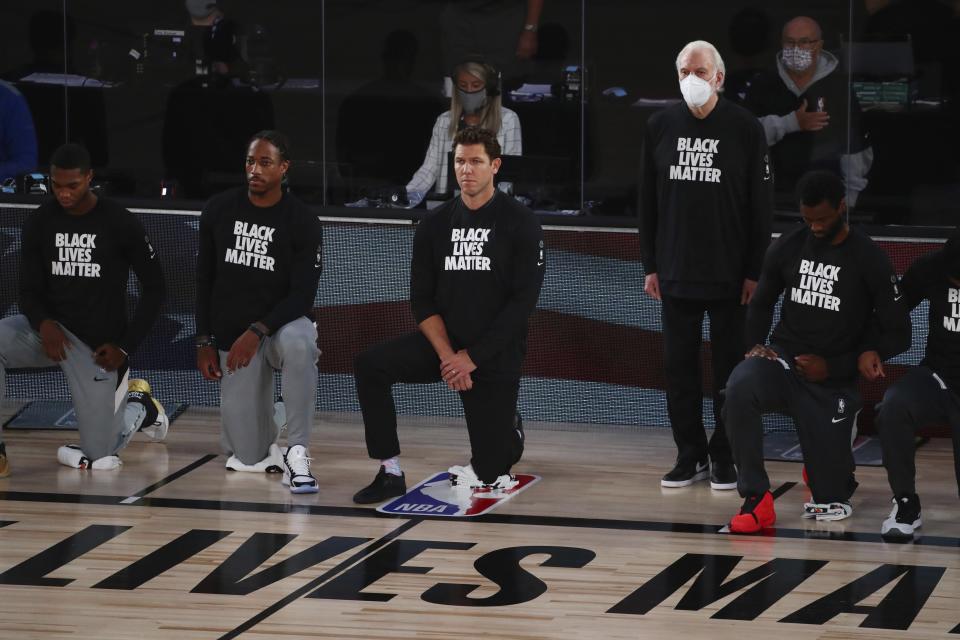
[38,319,70,362]
[746,344,778,360]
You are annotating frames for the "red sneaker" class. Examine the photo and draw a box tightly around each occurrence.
[729,491,776,534]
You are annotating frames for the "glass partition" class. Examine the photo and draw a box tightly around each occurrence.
[2,1,956,226]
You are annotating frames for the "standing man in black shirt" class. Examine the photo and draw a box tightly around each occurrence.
[195,130,324,494]
[353,126,544,504]
[875,229,960,540]
[0,143,166,473]
[640,40,773,491]
[724,170,910,534]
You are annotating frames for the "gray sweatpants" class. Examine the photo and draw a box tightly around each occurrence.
[218,316,319,465]
[0,314,146,460]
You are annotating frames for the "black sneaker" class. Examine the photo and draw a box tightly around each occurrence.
[881,493,922,540]
[511,412,525,466]
[710,461,738,490]
[353,466,406,504]
[661,460,709,488]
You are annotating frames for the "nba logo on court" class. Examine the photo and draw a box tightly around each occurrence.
[378,472,540,517]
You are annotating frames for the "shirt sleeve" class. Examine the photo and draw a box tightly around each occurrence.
[745,237,785,346]
[195,204,217,338]
[410,216,440,323]
[898,252,935,312]
[501,109,522,155]
[407,114,448,194]
[745,120,774,281]
[638,120,658,274]
[863,243,911,361]
[18,212,51,330]
[118,214,166,353]
[260,210,324,334]
[466,214,545,366]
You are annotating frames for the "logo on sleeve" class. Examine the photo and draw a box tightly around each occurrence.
[445,228,491,271]
[225,221,276,271]
[52,233,100,278]
[669,137,721,183]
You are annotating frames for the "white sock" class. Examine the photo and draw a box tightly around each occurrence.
[381,456,402,476]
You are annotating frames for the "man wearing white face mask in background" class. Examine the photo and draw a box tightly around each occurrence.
[739,16,872,208]
[640,40,773,491]
[407,59,522,200]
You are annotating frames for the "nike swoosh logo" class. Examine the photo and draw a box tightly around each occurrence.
[831,417,847,424]
[894,295,903,301]
[94,375,110,382]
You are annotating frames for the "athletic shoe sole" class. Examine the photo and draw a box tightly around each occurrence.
[710,480,738,490]
[881,517,921,539]
[660,468,708,488]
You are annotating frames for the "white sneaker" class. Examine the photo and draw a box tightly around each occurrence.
[802,501,852,521]
[448,464,518,491]
[282,445,318,494]
[225,443,284,473]
[128,379,169,442]
[57,444,122,470]
[448,463,482,488]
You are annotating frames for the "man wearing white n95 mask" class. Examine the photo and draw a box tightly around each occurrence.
[639,40,773,492]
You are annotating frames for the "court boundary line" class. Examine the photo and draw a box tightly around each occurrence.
[119,453,219,504]
[0,489,955,548]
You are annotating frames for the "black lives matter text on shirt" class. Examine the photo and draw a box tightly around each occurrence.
[900,250,960,391]
[746,226,911,385]
[196,188,323,348]
[19,197,165,354]
[411,192,545,378]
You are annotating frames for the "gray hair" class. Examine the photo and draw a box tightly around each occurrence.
[675,40,726,79]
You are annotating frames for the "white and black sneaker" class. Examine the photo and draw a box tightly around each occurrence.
[57,444,122,470]
[127,379,169,442]
[282,444,318,494]
[661,460,709,488]
[225,443,284,473]
[709,461,738,490]
[802,501,852,521]
[881,494,921,540]
[448,463,518,491]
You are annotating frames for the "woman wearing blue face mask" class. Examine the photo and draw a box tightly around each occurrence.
[407,60,522,197]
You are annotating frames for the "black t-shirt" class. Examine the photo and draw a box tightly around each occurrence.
[747,226,911,385]
[639,98,774,299]
[900,250,960,391]
[19,196,165,353]
[196,188,323,347]
[410,191,545,378]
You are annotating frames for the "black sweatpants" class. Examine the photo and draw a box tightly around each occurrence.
[875,366,960,498]
[661,295,745,466]
[354,331,522,483]
[723,352,860,503]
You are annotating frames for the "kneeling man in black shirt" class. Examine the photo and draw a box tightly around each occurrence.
[0,143,166,473]
[724,170,910,533]
[353,127,545,503]
[875,228,960,540]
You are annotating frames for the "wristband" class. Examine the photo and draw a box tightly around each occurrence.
[195,335,216,348]
[248,324,267,340]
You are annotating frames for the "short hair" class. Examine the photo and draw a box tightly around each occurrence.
[675,40,726,79]
[452,126,501,161]
[796,170,846,209]
[50,143,91,172]
[247,130,291,162]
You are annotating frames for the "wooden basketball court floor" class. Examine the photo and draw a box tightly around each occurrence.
[1,403,959,639]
